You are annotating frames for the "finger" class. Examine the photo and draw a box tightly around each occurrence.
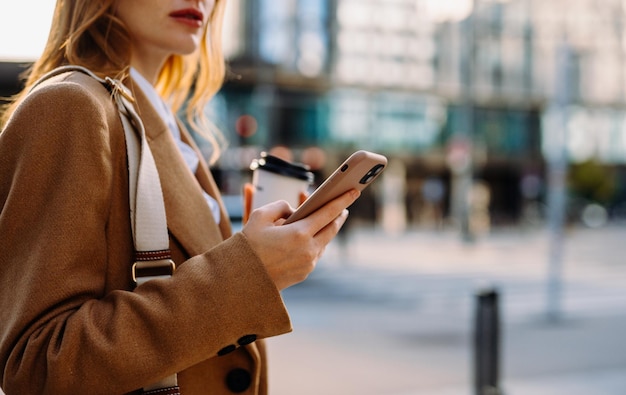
[313,209,350,244]
[293,189,359,235]
[249,199,294,223]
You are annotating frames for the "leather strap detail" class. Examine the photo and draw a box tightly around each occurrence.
[136,250,172,261]
[133,262,175,278]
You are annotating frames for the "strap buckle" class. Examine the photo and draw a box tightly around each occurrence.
[105,76,135,103]
[132,259,176,285]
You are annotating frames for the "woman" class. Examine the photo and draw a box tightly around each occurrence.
[0,1,358,394]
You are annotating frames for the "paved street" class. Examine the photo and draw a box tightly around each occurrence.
[1,225,624,395]
[266,224,626,395]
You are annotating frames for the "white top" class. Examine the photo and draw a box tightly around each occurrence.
[130,68,221,224]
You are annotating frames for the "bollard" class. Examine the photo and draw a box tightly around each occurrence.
[473,288,502,395]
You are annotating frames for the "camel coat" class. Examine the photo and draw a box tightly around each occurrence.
[0,71,292,395]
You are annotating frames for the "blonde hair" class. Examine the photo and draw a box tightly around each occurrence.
[1,0,227,163]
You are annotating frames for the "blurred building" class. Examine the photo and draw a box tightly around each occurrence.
[213,0,626,225]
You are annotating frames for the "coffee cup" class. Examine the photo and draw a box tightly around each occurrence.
[249,152,314,210]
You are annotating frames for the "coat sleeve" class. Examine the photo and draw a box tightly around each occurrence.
[0,79,291,395]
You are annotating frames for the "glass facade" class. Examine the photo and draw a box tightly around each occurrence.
[443,105,541,159]
[254,0,329,77]
[328,89,446,152]
[332,0,436,89]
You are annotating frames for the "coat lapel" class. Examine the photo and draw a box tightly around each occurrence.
[178,123,233,239]
[128,79,225,257]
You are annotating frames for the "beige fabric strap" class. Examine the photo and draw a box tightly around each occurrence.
[33,65,178,390]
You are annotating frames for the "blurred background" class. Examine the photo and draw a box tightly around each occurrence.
[2,0,626,394]
[2,0,626,232]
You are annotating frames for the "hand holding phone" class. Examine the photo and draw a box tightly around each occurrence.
[283,150,387,224]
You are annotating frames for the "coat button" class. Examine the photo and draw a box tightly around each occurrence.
[237,334,257,346]
[217,344,236,356]
[225,368,252,393]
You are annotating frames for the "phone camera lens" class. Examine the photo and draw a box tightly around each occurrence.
[359,164,385,184]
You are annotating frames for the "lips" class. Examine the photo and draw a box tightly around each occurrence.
[169,8,204,26]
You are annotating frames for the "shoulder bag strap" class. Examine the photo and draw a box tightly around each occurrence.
[32,65,179,393]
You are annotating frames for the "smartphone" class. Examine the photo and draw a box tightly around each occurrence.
[283,150,387,224]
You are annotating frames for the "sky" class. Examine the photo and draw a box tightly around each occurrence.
[0,1,56,61]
